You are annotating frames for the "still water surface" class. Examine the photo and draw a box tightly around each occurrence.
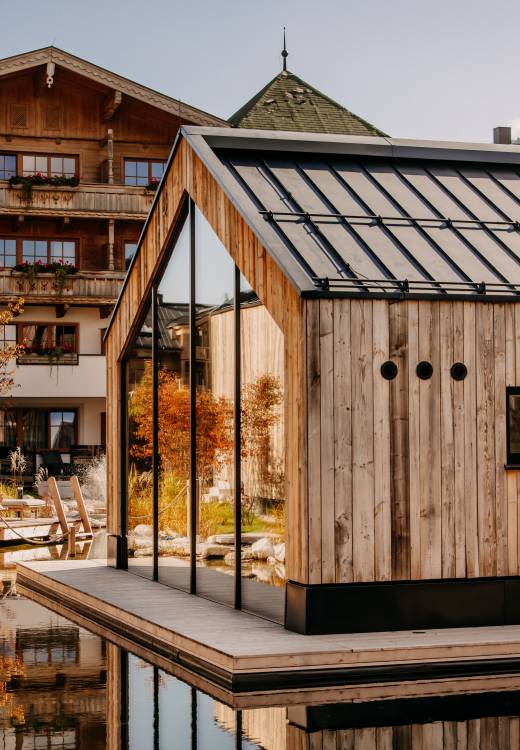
[2,541,520,749]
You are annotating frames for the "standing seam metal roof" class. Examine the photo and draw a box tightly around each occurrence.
[182,128,520,300]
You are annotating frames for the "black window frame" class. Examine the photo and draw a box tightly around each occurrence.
[507,386,520,466]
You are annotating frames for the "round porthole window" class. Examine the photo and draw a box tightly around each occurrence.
[416,361,433,380]
[451,362,468,381]
[380,360,398,380]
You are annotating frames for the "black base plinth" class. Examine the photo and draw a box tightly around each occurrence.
[285,576,520,635]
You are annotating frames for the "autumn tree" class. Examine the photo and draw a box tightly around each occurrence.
[129,363,233,488]
[0,299,24,394]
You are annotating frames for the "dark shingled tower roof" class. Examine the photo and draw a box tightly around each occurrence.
[228,69,387,137]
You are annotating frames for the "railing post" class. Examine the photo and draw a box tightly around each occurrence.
[107,128,114,185]
[108,218,115,271]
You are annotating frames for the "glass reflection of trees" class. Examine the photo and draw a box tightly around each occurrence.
[123,201,286,621]
[125,295,154,581]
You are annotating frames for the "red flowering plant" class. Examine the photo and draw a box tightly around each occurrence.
[13,259,78,294]
[8,172,79,202]
[146,177,160,191]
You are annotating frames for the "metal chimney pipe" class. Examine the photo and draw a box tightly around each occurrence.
[494,126,512,144]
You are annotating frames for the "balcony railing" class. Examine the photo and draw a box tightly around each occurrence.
[17,352,79,365]
[0,181,155,220]
[0,270,125,304]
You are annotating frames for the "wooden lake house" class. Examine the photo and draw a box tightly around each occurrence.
[97,125,520,636]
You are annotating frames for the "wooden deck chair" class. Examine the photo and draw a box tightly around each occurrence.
[70,475,93,536]
[47,476,92,538]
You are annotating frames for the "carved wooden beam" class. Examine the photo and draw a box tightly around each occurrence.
[99,304,113,319]
[33,62,55,96]
[102,90,122,121]
[59,217,71,233]
[55,303,70,319]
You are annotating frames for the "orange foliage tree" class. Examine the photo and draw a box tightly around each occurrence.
[129,363,233,488]
[0,299,24,394]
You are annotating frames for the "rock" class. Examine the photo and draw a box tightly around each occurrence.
[133,548,152,558]
[274,563,286,580]
[251,537,275,560]
[196,543,229,559]
[134,537,152,550]
[274,542,285,563]
[224,549,253,566]
[241,532,277,544]
[133,524,153,537]
[208,534,235,546]
[267,556,277,565]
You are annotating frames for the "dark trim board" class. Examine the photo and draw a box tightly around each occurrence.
[286,690,520,731]
[285,576,520,634]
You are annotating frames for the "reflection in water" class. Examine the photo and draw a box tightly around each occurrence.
[4,548,520,748]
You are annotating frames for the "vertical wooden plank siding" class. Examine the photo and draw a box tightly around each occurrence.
[350,299,375,582]
[333,299,353,583]
[319,300,335,583]
[452,301,466,578]
[372,300,391,581]
[440,303,456,578]
[389,301,410,580]
[463,304,479,578]
[306,301,322,584]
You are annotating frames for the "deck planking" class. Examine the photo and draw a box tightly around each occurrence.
[16,560,520,693]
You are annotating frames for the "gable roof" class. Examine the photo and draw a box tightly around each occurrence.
[229,69,387,137]
[0,46,226,127]
[182,127,520,300]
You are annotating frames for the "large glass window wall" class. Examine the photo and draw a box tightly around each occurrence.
[121,199,285,622]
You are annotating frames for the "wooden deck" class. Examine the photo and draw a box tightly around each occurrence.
[16,560,520,695]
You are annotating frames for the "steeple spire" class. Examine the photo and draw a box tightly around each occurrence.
[281,27,288,71]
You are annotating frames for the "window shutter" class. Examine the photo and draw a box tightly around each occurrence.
[10,104,28,128]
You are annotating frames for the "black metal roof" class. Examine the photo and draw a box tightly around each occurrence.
[183,128,520,300]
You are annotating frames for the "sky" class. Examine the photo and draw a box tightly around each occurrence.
[2,0,520,144]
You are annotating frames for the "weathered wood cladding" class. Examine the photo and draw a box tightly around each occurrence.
[106,139,308,582]
[305,297,520,585]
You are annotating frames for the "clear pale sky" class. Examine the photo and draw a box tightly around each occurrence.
[2,0,519,144]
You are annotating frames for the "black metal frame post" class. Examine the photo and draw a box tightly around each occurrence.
[189,199,197,595]
[234,266,242,609]
[152,285,159,581]
[119,359,128,570]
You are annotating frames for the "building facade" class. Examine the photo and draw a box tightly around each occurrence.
[106,126,520,634]
[0,47,224,471]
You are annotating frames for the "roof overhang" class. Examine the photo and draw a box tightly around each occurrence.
[0,47,227,127]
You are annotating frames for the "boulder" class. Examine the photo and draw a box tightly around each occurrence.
[208,534,235,546]
[251,537,275,560]
[196,543,229,559]
[274,542,285,563]
[133,524,153,537]
[223,549,253,566]
[133,548,152,558]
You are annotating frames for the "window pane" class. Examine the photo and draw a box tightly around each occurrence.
[50,240,63,261]
[22,239,35,262]
[50,411,76,450]
[23,411,47,450]
[151,162,165,179]
[194,207,235,606]
[509,393,520,455]
[0,238,16,267]
[156,219,191,592]
[240,272,285,623]
[63,158,76,175]
[22,155,35,175]
[126,294,154,581]
[56,325,76,352]
[0,154,16,179]
[136,175,148,186]
[35,155,47,173]
[125,161,136,176]
[125,242,138,270]
[50,157,62,175]
[36,240,47,262]
[0,410,17,446]
[136,161,148,177]
[0,324,16,350]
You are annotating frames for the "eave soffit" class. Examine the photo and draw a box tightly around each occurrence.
[0,46,227,127]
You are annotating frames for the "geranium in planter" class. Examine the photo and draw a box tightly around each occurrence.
[13,260,78,292]
[8,173,79,202]
[146,177,160,191]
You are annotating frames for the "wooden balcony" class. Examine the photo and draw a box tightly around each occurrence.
[0,270,125,306]
[0,181,155,220]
